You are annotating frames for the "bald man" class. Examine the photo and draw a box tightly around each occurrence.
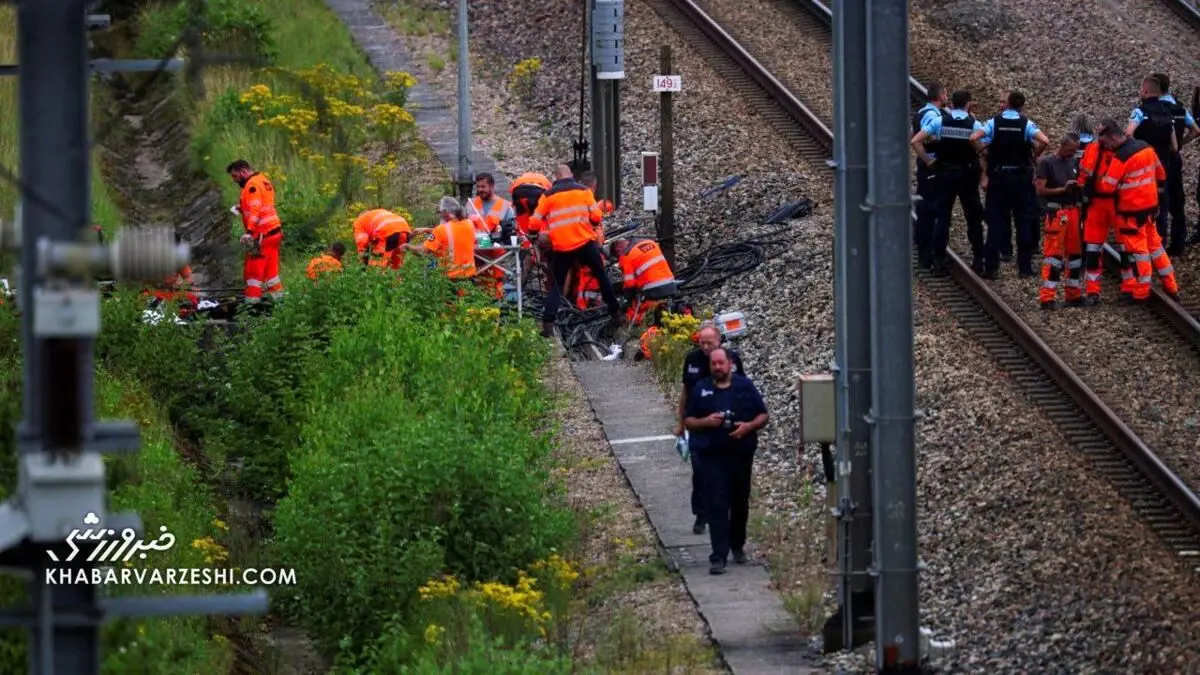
[677,325,746,535]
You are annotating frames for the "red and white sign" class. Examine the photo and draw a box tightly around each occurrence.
[651,75,682,93]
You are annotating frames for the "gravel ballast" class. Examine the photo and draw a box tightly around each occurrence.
[374,0,1200,670]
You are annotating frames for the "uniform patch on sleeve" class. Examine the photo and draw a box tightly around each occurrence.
[248,186,257,193]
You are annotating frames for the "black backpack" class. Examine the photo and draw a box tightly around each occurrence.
[1135,99,1175,155]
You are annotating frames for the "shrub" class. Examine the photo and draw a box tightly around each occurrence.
[271,264,573,658]
[134,0,277,63]
[647,311,702,388]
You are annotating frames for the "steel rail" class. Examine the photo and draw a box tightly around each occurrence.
[665,0,1200,540]
[1159,0,1200,27]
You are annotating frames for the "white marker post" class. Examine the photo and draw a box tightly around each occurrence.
[641,152,659,213]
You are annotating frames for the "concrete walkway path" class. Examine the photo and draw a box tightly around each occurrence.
[573,359,817,674]
[323,0,510,195]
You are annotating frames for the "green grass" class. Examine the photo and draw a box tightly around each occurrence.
[0,7,124,249]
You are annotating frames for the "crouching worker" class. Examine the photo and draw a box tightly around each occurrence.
[353,208,413,269]
[611,238,678,325]
[1035,134,1084,309]
[146,260,199,318]
[306,241,346,281]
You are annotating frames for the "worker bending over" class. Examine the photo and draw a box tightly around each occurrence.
[408,196,477,288]
[1096,119,1179,303]
[306,242,345,281]
[227,159,284,304]
[353,208,412,269]
[510,172,551,240]
[1077,123,1124,302]
[1035,134,1084,309]
[529,164,621,337]
[611,238,678,324]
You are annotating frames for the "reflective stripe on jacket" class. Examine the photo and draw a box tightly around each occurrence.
[239,173,281,237]
[529,178,603,252]
[424,218,477,278]
[620,240,675,291]
[1100,139,1165,216]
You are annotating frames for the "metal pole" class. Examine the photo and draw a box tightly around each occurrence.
[18,1,98,671]
[455,0,473,201]
[658,45,675,269]
[866,0,920,669]
[825,0,874,653]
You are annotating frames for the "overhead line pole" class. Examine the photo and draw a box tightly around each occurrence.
[865,0,921,670]
[455,0,473,202]
[825,0,874,653]
[0,3,266,673]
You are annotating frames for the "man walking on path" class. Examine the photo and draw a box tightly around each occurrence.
[683,347,768,575]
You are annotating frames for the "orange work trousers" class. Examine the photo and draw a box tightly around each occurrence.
[1144,221,1179,296]
[1040,207,1083,305]
[1082,197,1120,298]
[244,230,283,302]
[1116,216,1154,301]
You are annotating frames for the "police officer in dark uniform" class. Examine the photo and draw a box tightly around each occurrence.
[912,83,948,271]
[970,90,1050,279]
[1125,75,1180,252]
[1148,73,1199,252]
[910,89,985,275]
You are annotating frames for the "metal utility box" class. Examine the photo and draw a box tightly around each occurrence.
[799,373,836,443]
[591,0,625,79]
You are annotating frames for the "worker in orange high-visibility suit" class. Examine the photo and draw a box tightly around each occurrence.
[227,159,284,304]
[573,262,605,309]
[1096,120,1179,302]
[1034,134,1084,308]
[612,238,678,324]
[146,264,199,317]
[510,172,551,240]
[470,172,516,299]
[409,196,477,293]
[529,165,622,337]
[306,241,346,281]
[1078,132,1125,301]
[353,208,412,269]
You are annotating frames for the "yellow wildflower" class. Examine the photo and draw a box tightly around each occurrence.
[417,574,460,600]
[423,623,446,645]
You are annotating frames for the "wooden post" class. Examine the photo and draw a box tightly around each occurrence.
[659,45,676,269]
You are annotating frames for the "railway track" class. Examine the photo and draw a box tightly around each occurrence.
[1160,0,1200,28]
[649,0,1200,561]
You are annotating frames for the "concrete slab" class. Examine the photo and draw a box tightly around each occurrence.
[323,0,510,195]
[572,360,819,674]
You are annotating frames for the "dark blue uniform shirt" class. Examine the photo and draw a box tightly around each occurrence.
[681,346,744,397]
[684,374,768,454]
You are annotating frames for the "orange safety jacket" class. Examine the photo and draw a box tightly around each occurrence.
[469,196,514,234]
[239,173,282,238]
[511,173,551,242]
[530,178,603,253]
[306,254,343,280]
[619,240,675,293]
[1077,142,1116,197]
[146,265,199,309]
[1100,139,1166,218]
[353,209,412,262]
[574,264,603,309]
[424,218,478,279]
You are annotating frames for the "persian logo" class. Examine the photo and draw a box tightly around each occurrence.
[46,512,176,563]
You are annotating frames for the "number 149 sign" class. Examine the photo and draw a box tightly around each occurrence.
[651,75,682,93]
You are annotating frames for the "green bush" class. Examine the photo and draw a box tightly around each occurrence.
[134,0,277,63]
[339,614,575,675]
[270,264,574,659]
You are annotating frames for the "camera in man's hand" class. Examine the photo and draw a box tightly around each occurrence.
[721,410,735,430]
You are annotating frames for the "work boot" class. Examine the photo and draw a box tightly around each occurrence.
[732,549,748,564]
[980,267,998,280]
[1065,297,1084,308]
[693,517,707,535]
[970,257,985,275]
[1018,266,1035,279]
[541,321,555,338]
[1083,295,1100,307]
[1040,300,1057,311]
[709,560,726,575]
[1167,291,1181,302]
[930,260,951,278]
[917,250,932,270]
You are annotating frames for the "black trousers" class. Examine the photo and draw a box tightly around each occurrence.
[543,240,619,322]
[1164,152,1187,250]
[984,168,1039,271]
[690,451,705,519]
[915,163,938,262]
[931,166,985,264]
[698,448,755,564]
